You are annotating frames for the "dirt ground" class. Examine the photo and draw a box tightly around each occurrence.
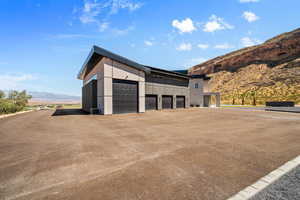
[0,108,300,200]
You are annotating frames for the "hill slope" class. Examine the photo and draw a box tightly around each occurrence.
[189,28,300,105]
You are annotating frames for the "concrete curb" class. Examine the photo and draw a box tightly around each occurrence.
[0,110,35,119]
[227,155,300,200]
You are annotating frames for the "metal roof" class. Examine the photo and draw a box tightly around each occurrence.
[190,74,211,80]
[78,45,209,81]
[144,66,190,79]
[77,45,150,80]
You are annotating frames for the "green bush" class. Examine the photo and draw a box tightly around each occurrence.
[0,90,31,115]
[0,100,23,114]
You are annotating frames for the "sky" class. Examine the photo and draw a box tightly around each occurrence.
[0,0,300,96]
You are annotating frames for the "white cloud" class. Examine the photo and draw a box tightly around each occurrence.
[0,73,38,90]
[184,57,207,68]
[112,25,135,36]
[239,0,259,3]
[110,0,143,14]
[172,18,196,34]
[144,40,153,46]
[197,44,209,49]
[243,11,259,22]
[79,0,142,32]
[203,15,234,33]
[241,37,261,47]
[99,22,109,32]
[214,43,234,49]
[176,43,192,51]
[79,1,102,24]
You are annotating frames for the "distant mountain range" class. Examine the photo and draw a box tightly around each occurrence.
[3,90,81,103]
[28,91,81,103]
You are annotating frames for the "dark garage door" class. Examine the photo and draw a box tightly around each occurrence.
[176,96,185,108]
[113,79,138,114]
[162,96,173,109]
[82,80,97,113]
[145,95,157,110]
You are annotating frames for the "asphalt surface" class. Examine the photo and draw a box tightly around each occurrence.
[265,107,300,113]
[0,108,300,200]
[251,165,300,200]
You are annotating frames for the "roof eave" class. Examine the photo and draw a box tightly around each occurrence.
[78,46,150,80]
[77,47,95,80]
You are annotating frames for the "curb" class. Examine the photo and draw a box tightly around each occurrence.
[227,155,300,200]
[0,110,35,119]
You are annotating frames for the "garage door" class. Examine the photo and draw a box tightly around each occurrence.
[82,80,97,113]
[203,95,211,107]
[145,95,157,110]
[176,96,185,108]
[162,96,173,109]
[113,79,138,114]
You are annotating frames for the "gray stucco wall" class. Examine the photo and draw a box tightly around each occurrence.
[145,82,190,109]
[189,78,204,107]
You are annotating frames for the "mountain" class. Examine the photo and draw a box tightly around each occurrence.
[28,91,81,104]
[189,28,300,105]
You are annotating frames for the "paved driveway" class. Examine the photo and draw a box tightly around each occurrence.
[0,108,300,200]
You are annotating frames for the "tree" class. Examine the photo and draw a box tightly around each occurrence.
[7,90,31,106]
[239,91,248,106]
[248,89,258,106]
[8,90,18,103]
[231,89,240,105]
[16,90,32,107]
[0,90,5,99]
[0,90,31,114]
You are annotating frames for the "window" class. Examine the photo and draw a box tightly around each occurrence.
[195,83,199,89]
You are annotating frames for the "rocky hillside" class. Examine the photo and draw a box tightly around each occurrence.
[189,28,300,105]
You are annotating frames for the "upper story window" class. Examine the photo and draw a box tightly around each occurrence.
[195,83,199,89]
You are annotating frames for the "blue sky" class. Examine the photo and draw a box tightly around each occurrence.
[0,0,299,96]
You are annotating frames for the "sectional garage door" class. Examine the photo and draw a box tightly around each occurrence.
[112,79,138,114]
[162,95,173,109]
[145,95,157,110]
[176,96,185,108]
[82,80,97,113]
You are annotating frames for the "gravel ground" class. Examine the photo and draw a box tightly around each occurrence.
[1,108,300,200]
[251,165,300,200]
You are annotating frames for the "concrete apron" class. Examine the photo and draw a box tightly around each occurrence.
[227,155,300,200]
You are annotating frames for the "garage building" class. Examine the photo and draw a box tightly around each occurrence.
[78,46,220,114]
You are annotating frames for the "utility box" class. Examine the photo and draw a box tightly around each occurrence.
[266,101,295,107]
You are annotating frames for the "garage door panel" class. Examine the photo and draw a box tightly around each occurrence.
[146,95,157,110]
[113,79,138,114]
[162,96,173,109]
[176,96,185,108]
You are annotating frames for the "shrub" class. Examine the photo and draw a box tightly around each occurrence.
[0,90,31,114]
[0,100,23,114]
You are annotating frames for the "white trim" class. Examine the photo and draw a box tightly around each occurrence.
[227,155,300,200]
[84,74,98,86]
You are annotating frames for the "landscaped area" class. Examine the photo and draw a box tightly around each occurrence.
[1,108,300,200]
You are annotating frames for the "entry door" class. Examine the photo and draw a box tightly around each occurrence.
[176,96,185,108]
[203,95,211,107]
[162,96,173,109]
[113,79,138,114]
[146,95,158,110]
